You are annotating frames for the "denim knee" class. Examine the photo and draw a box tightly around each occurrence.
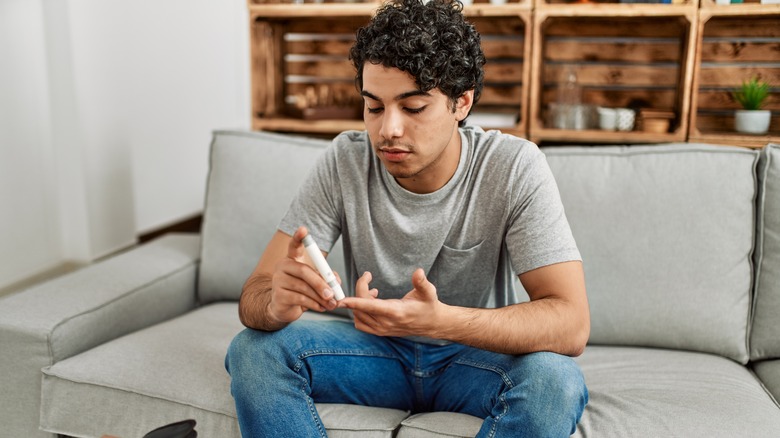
[226,326,301,374]
[506,352,588,435]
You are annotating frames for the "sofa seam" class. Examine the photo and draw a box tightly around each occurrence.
[749,144,771,362]
[745,150,762,364]
[47,258,200,361]
[541,144,759,158]
[397,420,472,438]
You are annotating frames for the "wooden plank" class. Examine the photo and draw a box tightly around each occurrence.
[702,16,780,38]
[249,4,377,19]
[480,84,524,105]
[471,17,526,35]
[251,20,270,116]
[700,41,780,63]
[544,39,681,63]
[254,117,365,135]
[252,20,285,117]
[695,112,779,133]
[544,64,681,87]
[484,62,524,83]
[286,59,355,78]
[696,90,780,111]
[285,39,354,56]
[482,39,525,59]
[542,88,678,109]
[285,17,369,34]
[542,17,687,38]
[531,127,684,145]
[287,82,358,97]
[698,66,780,87]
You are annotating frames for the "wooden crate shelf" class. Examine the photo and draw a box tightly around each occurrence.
[688,7,780,148]
[250,15,369,135]
[250,7,533,136]
[528,13,697,144]
[247,0,779,148]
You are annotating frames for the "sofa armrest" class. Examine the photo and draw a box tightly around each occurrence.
[0,233,201,438]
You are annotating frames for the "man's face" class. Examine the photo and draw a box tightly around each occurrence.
[361,63,473,194]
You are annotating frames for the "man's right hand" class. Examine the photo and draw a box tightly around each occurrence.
[239,226,339,330]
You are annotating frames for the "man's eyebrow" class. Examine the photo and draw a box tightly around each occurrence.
[361,90,432,102]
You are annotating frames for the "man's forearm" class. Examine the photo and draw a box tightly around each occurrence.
[238,274,288,331]
[434,298,589,357]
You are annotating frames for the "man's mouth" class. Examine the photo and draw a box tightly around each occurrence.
[379,148,411,163]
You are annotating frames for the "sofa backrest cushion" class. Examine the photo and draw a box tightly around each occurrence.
[751,143,780,361]
[543,144,758,364]
[198,130,346,304]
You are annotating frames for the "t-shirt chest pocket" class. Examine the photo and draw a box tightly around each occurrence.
[428,240,494,308]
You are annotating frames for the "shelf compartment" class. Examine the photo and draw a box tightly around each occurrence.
[689,10,780,148]
[467,13,532,134]
[529,14,697,145]
[250,10,533,136]
[250,15,369,135]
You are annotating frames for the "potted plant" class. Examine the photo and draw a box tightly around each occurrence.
[732,77,772,134]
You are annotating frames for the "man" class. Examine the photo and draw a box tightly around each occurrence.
[225,0,590,436]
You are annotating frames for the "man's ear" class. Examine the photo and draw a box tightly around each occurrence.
[454,89,475,122]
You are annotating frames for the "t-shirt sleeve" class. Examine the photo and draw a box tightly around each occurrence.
[278,141,343,253]
[505,148,581,275]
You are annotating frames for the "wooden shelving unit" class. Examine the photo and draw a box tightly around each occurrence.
[528,1,698,144]
[689,2,780,148]
[248,0,778,148]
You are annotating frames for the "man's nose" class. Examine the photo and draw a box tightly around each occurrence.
[380,108,404,139]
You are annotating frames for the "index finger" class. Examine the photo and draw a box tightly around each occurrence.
[339,296,396,316]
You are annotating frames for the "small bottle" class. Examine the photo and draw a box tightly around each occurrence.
[557,66,583,130]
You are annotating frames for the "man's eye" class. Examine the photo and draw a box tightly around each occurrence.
[405,106,426,114]
[367,107,383,114]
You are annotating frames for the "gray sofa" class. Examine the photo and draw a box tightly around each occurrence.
[2,129,780,437]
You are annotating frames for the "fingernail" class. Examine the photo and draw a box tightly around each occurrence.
[324,288,334,299]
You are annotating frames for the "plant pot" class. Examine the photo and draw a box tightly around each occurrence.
[735,110,771,134]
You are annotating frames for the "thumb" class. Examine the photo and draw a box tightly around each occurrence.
[288,226,308,261]
[411,268,437,301]
[355,271,378,299]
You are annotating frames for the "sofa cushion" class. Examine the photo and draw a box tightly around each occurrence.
[39,303,408,438]
[543,144,758,363]
[751,143,780,361]
[572,346,780,437]
[198,130,346,304]
[397,412,482,438]
[753,359,780,405]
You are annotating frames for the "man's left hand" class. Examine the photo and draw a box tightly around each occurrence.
[338,268,444,338]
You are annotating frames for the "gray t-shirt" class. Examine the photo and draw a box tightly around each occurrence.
[279,126,580,309]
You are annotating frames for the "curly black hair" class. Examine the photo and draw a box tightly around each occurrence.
[349,0,485,115]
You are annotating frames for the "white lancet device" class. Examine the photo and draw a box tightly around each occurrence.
[302,234,346,301]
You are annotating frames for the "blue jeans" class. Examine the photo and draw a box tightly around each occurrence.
[225,320,587,437]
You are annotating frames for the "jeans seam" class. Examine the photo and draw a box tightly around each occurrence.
[298,349,399,361]
[302,379,327,437]
[294,357,328,438]
[452,359,513,438]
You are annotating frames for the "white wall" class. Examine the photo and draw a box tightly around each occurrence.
[0,0,250,290]
[0,0,63,288]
